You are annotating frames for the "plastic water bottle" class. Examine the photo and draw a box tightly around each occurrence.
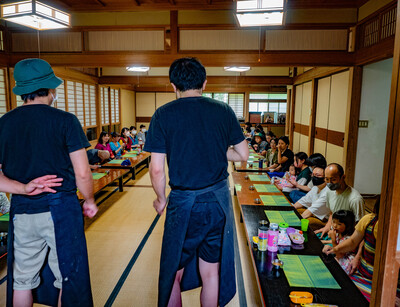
[267,223,279,252]
[258,220,269,251]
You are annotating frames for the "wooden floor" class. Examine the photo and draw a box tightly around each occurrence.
[0,163,261,306]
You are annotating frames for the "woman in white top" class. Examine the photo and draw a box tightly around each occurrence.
[292,166,330,230]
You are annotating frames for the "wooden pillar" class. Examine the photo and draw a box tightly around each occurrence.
[288,85,296,150]
[371,2,400,305]
[285,87,291,136]
[308,79,318,156]
[244,91,250,122]
[170,11,178,55]
[343,66,363,186]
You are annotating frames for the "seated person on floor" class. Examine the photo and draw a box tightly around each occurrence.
[252,133,268,154]
[109,132,125,158]
[275,165,297,190]
[323,197,400,302]
[324,210,357,275]
[120,127,133,151]
[265,138,278,171]
[244,127,252,142]
[292,166,330,230]
[95,131,114,159]
[86,149,110,169]
[268,136,294,177]
[0,192,10,214]
[280,152,312,195]
[137,124,147,144]
[129,126,140,148]
[315,163,365,238]
[303,153,327,191]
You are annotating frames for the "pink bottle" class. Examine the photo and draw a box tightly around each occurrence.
[267,223,279,252]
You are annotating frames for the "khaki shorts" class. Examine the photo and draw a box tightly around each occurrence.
[13,212,62,290]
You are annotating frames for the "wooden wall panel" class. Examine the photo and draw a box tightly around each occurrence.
[294,84,303,124]
[156,92,176,109]
[12,32,82,52]
[120,89,136,128]
[88,30,164,51]
[301,81,312,126]
[293,131,301,153]
[265,30,348,51]
[180,29,259,50]
[314,138,327,156]
[326,143,344,165]
[300,134,309,153]
[328,70,350,133]
[315,76,331,130]
[136,92,156,117]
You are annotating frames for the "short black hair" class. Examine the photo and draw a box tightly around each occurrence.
[140,124,146,128]
[245,122,252,127]
[306,153,327,169]
[21,88,49,102]
[295,152,308,162]
[278,136,290,146]
[332,210,355,236]
[130,126,136,131]
[266,131,275,137]
[121,127,129,136]
[327,163,344,177]
[169,57,206,92]
[111,132,120,138]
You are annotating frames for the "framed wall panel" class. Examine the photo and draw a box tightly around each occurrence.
[328,71,350,133]
[12,32,82,52]
[156,92,175,109]
[314,138,327,156]
[300,134,309,153]
[326,143,344,165]
[136,92,156,117]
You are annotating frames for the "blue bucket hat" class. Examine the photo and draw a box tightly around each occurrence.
[13,58,63,96]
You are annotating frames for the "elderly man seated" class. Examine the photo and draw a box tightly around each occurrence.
[86,149,110,169]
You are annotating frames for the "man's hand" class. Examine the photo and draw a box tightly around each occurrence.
[315,224,330,238]
[82,200,98,218]
[25,175,63,196]
[153,198,167,215]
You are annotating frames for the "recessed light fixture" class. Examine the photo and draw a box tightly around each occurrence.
[224,67,251,72]
[1,0,70,30]
[236,0,284,27]
[126,67,150,72]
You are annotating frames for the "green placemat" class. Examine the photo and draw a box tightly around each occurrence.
[123,153,138,158]
[264,210,301,226]
[254,184,279,193]
[248,175,270,182]
[92,173,107,180]
[0,213,9,221]
[260,195,291,206]
[278,255,341,289]
[235,184,242,192]
[107,159,123,165]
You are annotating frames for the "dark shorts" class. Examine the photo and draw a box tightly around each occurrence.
[179,192,226,269]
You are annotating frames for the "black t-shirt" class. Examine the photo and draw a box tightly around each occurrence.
[144,96,244,190]
[87,149,101,165]
[280,148,294,172]
[0,104,90,198]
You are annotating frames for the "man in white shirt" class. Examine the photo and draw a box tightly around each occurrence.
[315,163,365,237]
[293,166,330,230]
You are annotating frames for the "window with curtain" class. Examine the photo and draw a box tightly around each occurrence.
[110,88,120,125]
[0,69,7,118]
[202,92,244,118]
[101,86,110,125]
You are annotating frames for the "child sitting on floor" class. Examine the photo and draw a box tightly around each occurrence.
[275,165,297,190]
[324,210,356,275]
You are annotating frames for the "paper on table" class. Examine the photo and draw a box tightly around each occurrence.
[235,184,242,192]
[260,195,291,206]
[248,175,270,182]
[123,153,138,158]
[264,210,301,226]
[254,184,279,193]
[0,213,9,221]
[92,173,107,180]
[278,254,341,289]
[107,160,124,164]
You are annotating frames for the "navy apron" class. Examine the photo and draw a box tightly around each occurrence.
[158,179,236,307]
[7,192,93,307]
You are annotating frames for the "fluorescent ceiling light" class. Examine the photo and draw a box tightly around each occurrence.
[1,1,70,30]
[236,11,283,27]
[126,67,150,72]
[236,0,284,27]
[224,67,251,72]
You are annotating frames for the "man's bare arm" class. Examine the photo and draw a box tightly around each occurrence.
[149,152,167,215]
[227,140,249,162]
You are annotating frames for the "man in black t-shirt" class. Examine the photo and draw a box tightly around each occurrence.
[144,57,248,307]
[0,59,97,306]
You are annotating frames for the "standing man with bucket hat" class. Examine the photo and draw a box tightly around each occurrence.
[0,58,97,307]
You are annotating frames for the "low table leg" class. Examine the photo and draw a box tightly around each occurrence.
[131,168,136,180]
[119,177,123,192]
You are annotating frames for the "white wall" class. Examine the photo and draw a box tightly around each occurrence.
[354,58,393,194]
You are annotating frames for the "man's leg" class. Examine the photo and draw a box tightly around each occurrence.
[13,290,33,307]
[167,268,184,307]
[199,258,220,307]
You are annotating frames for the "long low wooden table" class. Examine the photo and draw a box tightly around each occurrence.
[77,168,130,200]
[101,151,151,180]
[240,205,368,307]
[232,170,369,307]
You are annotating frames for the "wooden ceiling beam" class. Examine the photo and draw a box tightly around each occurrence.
[98,76,293,86]
[286,0,359,9]
[9,51,355,67]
